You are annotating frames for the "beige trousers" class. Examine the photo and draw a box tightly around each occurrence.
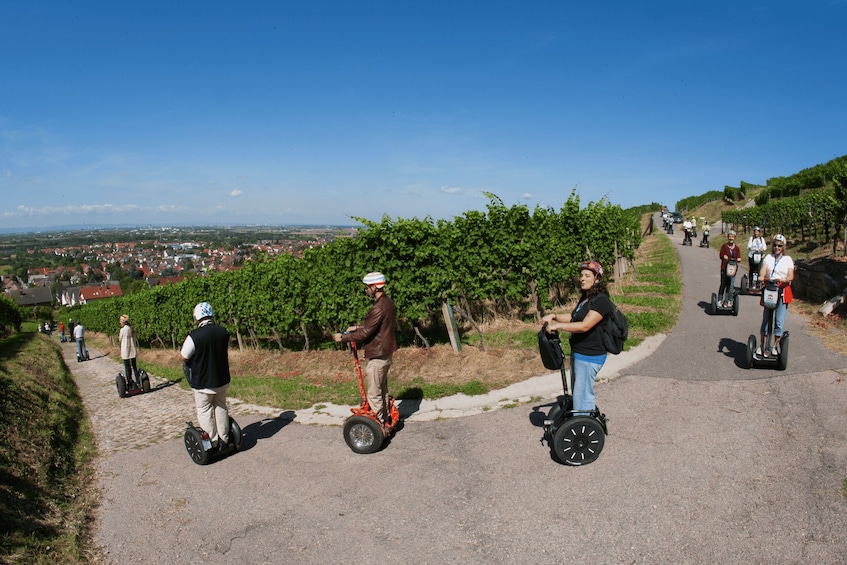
[365,356,392,420]
[194,387,230,444]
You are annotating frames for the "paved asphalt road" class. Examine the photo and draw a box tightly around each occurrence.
[83,219,847,564]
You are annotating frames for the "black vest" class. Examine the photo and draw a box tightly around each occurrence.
[187,322,231,389]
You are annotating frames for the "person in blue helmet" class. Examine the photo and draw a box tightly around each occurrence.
[542,261,612,415]
[180,302,233,453]
[333,272,397,424]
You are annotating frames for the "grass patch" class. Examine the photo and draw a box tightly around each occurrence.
[0,333,97,564]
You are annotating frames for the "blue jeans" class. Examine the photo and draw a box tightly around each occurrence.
[76,337,88,359]
[571,353,606,414]
[719,273,736,302]
[760,301,788,338]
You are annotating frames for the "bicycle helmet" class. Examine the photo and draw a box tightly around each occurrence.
[753,226,760,231]
[578,261,603,281]
[193,302,214,321]
[773,234,786,245]
[362,272,386,287]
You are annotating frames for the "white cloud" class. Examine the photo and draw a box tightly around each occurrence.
[441,186,462,194]
[230,189,243,197]
[522,193,533,200]
[2,203,139,217]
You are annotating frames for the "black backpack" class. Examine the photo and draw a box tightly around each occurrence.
[538,325,565,370]
[600,301,628,355]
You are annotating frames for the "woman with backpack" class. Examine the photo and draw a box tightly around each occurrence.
[542,260,612,416]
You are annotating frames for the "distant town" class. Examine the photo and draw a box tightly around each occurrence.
[2,225,356,309]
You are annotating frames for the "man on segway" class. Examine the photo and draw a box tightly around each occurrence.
[757,234,794,358]
[180,302,234,454]
[333,272,397,424]
[682,217,693,245]
[718,230,741,307]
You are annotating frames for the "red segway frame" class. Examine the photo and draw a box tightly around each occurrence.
[343,340,400,454]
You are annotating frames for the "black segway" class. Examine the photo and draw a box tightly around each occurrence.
[115,368,151,398]
[683,227,693,246]
[700,226,710,248]
[746,281,789,370]
[183,418,244,465]
[711,259,740,316]
[75,339,90,362]
[539,325,609,466]
[740,251,764,295]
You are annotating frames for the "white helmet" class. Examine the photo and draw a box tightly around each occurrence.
[193,302,214,321]
[362,272,386,287]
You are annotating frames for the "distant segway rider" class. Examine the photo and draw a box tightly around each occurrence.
[73,321,88,359]
[333,272,397,423]
[682,218,693,244]
[119,314,140,387]
[180,302,233,452]
[747,226,767,278]
[758,235,794,358]
[718,230,741,307]
[541,261,611,416]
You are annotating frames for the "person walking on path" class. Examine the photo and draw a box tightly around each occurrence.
[180,302,234,453]
[541,261,612,416]
[333,272,397,424]
[758,234,794,357]
[718,230,742,307]
[119,314,140,387]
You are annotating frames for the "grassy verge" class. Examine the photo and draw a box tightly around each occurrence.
[0,333,98,565]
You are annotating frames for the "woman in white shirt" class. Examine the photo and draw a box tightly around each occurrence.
[758,234,794,357]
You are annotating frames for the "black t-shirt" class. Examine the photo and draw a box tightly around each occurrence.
[569,293,612,356]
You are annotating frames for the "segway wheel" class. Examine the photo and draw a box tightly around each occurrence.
[740,274,748,294]
[116,374,127,398]
[777,332,789,371]
[139,369,151,393]
[228,417,244,450]
[732,294,740,316]
[711,293,718,315]
[746,335,757,369]
[551,416,605,466]
[184,427,211,465]
[343,415,384,454]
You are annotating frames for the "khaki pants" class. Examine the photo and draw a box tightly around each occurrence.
[194,387,230,444]
[365,356,392,421]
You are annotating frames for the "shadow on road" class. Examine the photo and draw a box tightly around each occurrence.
[718,337,749,368]
[241,411,296,450]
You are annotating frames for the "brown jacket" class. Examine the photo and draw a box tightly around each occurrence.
[342,293,397,359]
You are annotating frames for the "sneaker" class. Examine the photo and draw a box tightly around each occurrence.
[755,347,762,357]
[771,347,779,357]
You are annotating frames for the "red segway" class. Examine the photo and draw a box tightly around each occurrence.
[342,341,400,454]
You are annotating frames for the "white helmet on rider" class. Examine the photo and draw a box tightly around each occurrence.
[362,272,386,287]
[193,302,214,321]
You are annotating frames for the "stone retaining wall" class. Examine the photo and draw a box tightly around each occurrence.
[793,256,847,304]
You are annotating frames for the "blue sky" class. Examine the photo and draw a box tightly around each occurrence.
[1,1,845,231]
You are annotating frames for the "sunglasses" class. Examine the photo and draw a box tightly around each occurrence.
[773,243,784,248]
